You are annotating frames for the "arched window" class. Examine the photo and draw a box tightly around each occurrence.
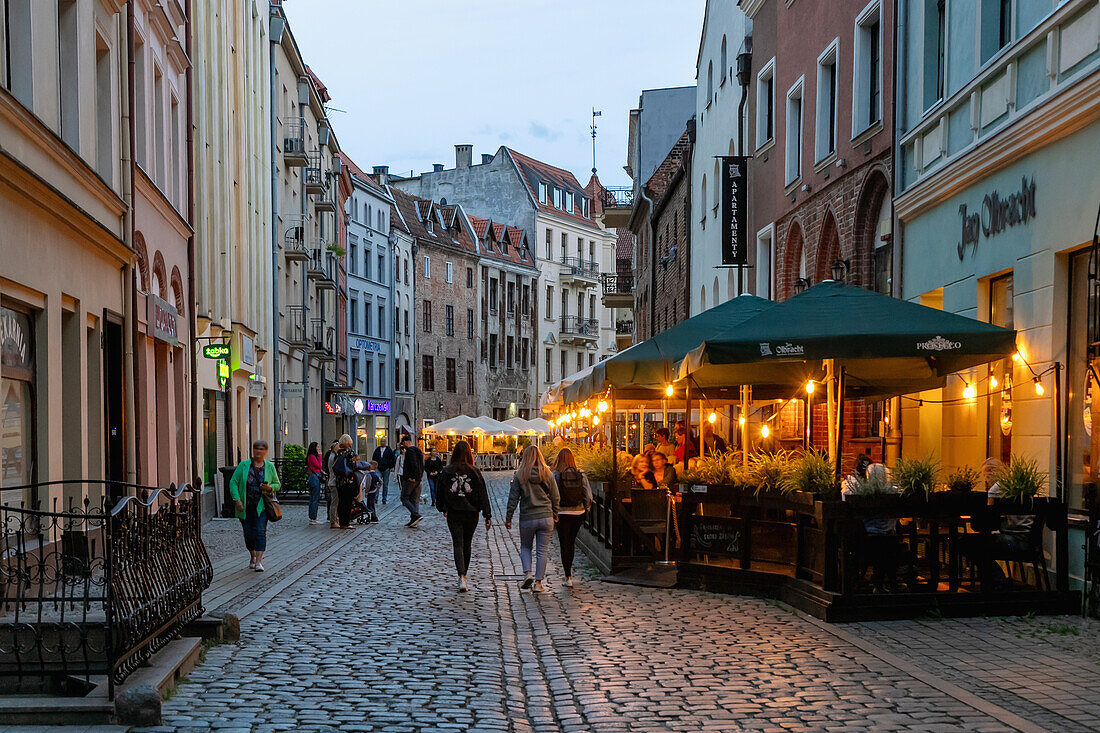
[700,284,707,313]
[707,61,714,100]
[713,159,720,208]
[700,174,707,219]
[712,276,720,308]
[720,36,727,82]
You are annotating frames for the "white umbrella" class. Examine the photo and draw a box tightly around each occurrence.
[473,416,521,436]
[525,417,553,434]
[503,417,536,434]
[423,415,487,435]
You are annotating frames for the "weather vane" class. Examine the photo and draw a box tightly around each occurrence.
[591,108,602,176]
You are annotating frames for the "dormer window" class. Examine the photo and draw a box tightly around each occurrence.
[566,192,574,213]
[426,219,434,234]
[553,187,563,209]
[538,182,547,204]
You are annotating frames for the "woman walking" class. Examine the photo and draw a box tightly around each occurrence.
[306,442,324,525]
[228,440,281,572]
[435,441,491,592]
[331,434,358,530]
[424,448,444,507]
[505,445,559,593]
[552,448,592,588]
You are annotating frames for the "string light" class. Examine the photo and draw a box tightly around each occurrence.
[760,424,770,439]
[990,374,999,389]
[963,383,976,400]
[738,414,746,427]
[1034,377,1044,396]
[708,411,717,423]
[597,400,608,413]
[665,384,674,397]
[1012,350,1023,363]
[593,416,600,426]
[805,380,815,394]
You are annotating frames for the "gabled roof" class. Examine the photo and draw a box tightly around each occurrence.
[502,147,603,231]
[341,154,389,198]
[389,186,476,255]
[467,214,537,271]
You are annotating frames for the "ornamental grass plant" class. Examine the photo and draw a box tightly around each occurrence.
[893,455,940,499]
[946,465,981,493]
[783,450,838,499]
[994,455,1047,501]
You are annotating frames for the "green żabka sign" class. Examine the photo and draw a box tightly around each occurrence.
[203,344,231,360]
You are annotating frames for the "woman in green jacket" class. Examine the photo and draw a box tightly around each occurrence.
[228,440,281,572]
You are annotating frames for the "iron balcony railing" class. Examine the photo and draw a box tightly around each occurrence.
[560,315,599,337]
[283,117,307,164]
[599,186,634,208]
[285,305,309,345]
[560,256,599,280]
[310,318,336,358]
[616,319,634,335]
[0,481,212,699]
[305,150,327,194]
[284,216,309,260]
[601,273,634,295]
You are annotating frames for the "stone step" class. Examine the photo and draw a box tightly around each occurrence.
[0,694,114,726]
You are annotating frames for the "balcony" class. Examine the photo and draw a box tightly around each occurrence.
[284,305,310,348]
[317,251,338,292]
[560,256,599,284]
[283,117,307,166]
[310,318,336,362]
[600,272,635,308]
[314,194,336,213]
[598,186,634,228]
[559,315,599,344]
[305,150,327,195]
[615,318,634,350]
[284,218,310,262]
[306,248,327,281]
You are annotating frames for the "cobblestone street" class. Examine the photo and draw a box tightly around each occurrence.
[137,473,1100,733]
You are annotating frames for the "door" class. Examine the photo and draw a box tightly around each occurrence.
[103,316,125,497]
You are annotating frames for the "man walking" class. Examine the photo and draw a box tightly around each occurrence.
[372,438,396,505]
[399,434,425,527]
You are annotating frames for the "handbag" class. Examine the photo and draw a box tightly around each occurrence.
[262,485,283,522]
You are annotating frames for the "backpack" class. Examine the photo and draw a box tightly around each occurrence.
[558,466,586,507]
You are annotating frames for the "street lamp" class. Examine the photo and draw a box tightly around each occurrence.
[831,259,850,283]
[794,277,811,294]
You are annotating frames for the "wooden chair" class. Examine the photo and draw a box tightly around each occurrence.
[630,488,669,551]
[988,512,1050,590]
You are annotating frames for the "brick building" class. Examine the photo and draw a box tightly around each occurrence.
[630,124,694,341]
[389,187,481,429]
[740,0,894,301]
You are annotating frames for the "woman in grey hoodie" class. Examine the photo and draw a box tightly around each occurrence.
[505,445,560,592]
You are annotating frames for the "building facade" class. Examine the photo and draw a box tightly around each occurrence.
[192,0,274,490]
[270,14,345,454]
[342,157,394,456]
[741,0,895,303]
[392,145,617,392]
[690,0,750,313]
[895,0,1100,582]
[382,170,417,440]
[0,0,131,508]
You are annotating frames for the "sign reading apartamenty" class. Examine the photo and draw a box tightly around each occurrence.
[721,155,749,266]
[957,176,1036,260]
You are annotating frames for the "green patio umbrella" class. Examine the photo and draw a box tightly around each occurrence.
[561,294,776,404]
[677,281,1017,396]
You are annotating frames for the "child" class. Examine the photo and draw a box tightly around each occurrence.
[362,460,382,523]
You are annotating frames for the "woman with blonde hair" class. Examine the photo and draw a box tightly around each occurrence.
[505,445,560,592]
[552,448,592,588]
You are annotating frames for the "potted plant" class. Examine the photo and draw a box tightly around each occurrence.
[893,455,939,501]
[946,465,981,492]
[993,455,1047,502]
[783,450,838,502]
[746,449,793,497]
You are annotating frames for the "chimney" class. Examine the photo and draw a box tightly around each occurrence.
[433,163,444,173]
[455,144,473,169]
[481,153,493,165]
[372,165,389,185]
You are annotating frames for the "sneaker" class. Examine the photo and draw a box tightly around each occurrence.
[520,574,534,590]
[248,561,256,570]
[459,577,468,592]
[404,518,414,527]
[254,562,264,572]
[532,580,545,593]
[381,500,387,505]
[565,577,574,588]
[309,519,321,525]
[369,514,380,523]
[410,514,423,528]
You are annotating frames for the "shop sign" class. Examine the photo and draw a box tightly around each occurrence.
[202,343,231,360]
[248,375,265,397]
[217,360,230,387]
[689,517,742,556]
[325,401,342,414]
[916,336,962,352]
[759,341,804,357]
[957,176,1037,260]
[720,156,749,266]
[147,294,179,346]
[282,383,305,398]
[238,333,255,368]
[352,337,384,353]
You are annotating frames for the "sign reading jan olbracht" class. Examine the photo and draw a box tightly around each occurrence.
[689,517,742,557]
[957,176,1036,260]
[720,155,749,266]
[202,343,231,360]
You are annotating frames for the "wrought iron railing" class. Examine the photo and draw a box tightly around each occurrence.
[599,186,634,208]
[305,150,327,192]
[560,315,599,337]
[601,273,634,295]
[0,481,212,699]
[615,320,634,335]
[284,305,308,345]
[282,117,306,160]
[560,257,599,279]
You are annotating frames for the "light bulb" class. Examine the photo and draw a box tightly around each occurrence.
[738,415,746,427]
[598,400,607,413]
[1012,350,1022,363]
[990,375,999,389]
[665,384,674,397]
[963,384,976,400]
[805,380,815,394]
[1034,378,1044,396]
[593,417,600,426]
[708,412,717,423]
[760,424,770,439]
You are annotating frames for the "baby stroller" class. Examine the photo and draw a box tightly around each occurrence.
[349,498,371,525]
[351,460,379,525]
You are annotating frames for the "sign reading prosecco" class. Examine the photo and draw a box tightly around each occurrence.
[957,176,1036,260]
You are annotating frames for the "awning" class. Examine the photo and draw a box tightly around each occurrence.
[422,415,485,435]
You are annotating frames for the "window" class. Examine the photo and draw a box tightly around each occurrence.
[506,336,514,368]
[445,358,456,393]
[445,262,453,283]
[589,241,595,263]
[589,353,595,367]
[923,0,947,109]
[403,359,409,391]
[987,274,1014,464]
[560,232,567,261]
[521,284,530,316]
[94,37,113,181]
[577,292,584,319]
[538,181,547,203]
[507,282,515,314]
[1068,251,1098,511]
[58,0,80,150]
[981,0,1013,63]
[521,337,530,370]
[361,358,370,392]
[853,3,882,134]
[349,238,358,276]
[815,42,838,162]
[707,60,714,101]
[545,348,552,382]
[403,258,409,285]
[576,352,583,373]
[0,306,36,495]
[589,294,596,320]
[423,300,432,332]
[466,267,473,288]
[560,289,568,318]
[445,305,454,336]
[560,350,567,381]
[378,253,384,280]
[423,255,431,279]
[422,355,435,391]
[4,0,33,107]
[467,308,474,339]
[378,305,385,338]
[545,228,552,260]
[403,309,409,335]
[700,175,707,228]
[350,295,359,332]
[553,187,563,209]
[489,278,498,312]
[364,247,373,279]
[489,334,498,368]
[378,362,385,395]
[756,225,774,299]
[720,35,728,84]
[363,300,371,336]
[785,78,804,184]
[466,360,474,395]
[566,191,574,213]
[546,286,553,319]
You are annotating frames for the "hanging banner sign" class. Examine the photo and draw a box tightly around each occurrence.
[203,344,231,360]
[217,360,231,387]
[720,155,749,266]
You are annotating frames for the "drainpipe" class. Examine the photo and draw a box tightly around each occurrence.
[125,2,139,486]
[889,0,908,464]
[637,186,655,338]
[269,8,281,456]
[184,0,199,489]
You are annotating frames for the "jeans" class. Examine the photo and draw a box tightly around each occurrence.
[240,510,269,552]
[366,485,377,515]
[519,517,555,581]
[325,482,337,524]
[556,514,584,576]
[380,469,392,503]
[336,483,357,527]
[447,511,480,575]
[426,476,436,506]
[400,477,421,519]
[307,473,322,520]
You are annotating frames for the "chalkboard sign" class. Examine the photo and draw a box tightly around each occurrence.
[690,517,742,557]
